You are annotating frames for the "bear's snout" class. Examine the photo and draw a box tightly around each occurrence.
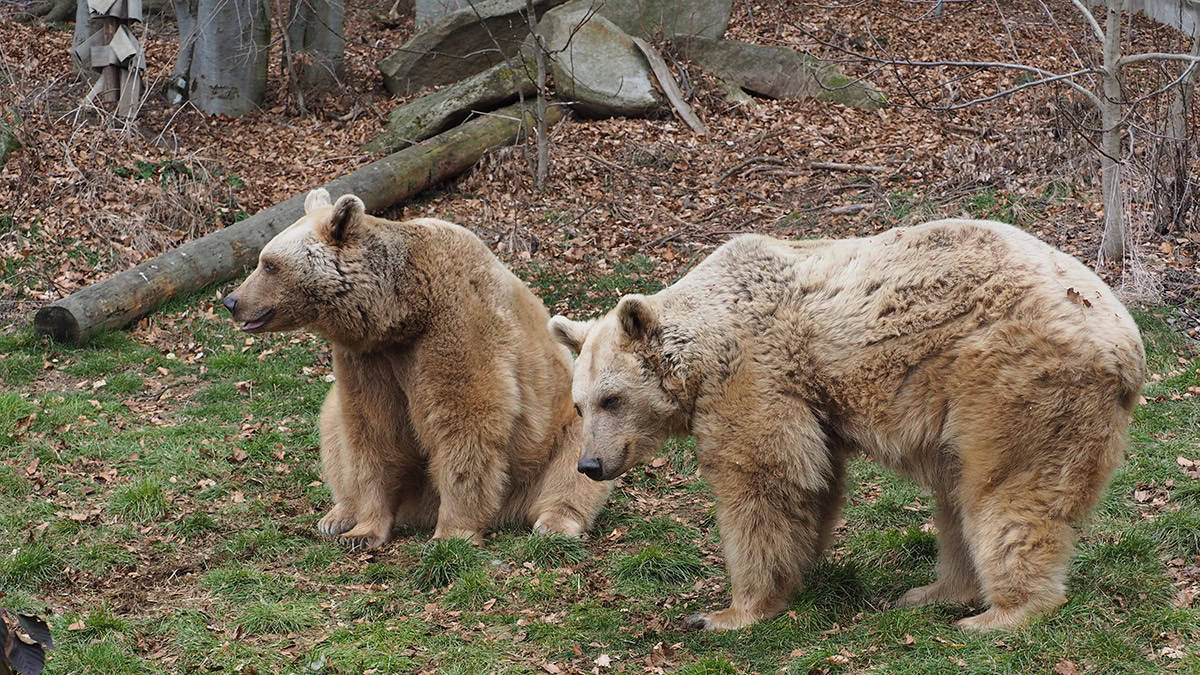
[577,456,605,481]
[222,294,238,315]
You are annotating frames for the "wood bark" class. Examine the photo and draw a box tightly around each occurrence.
[33,103,561,345]
[172,0,270,115]
[1099,0,1126,263]
[284,0,345,91]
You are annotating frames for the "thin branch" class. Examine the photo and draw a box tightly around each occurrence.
[810,161,886,172]
[1118,52,1200,67]
[1069,0,1105,43]
[934,67,1105,111]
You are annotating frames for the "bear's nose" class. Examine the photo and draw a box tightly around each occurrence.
[222,295,238,314]
[577,456,604,481]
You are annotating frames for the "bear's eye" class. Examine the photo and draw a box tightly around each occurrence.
[574,404,582,417]
[599,395,621,411]
[262,260,278,274]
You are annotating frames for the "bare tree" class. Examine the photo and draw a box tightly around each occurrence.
[524,0,550,189]
[802,0,1200,265]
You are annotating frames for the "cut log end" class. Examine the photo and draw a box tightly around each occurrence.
[33,305,82,346]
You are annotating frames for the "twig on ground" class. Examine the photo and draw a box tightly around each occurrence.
[630,36,706,135]
[810,162,887,173]
[713,156,789,185]
[827,203,874,215]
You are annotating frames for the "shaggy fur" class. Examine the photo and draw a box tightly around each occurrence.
[549,219,1145,632]
[224,189,611,549]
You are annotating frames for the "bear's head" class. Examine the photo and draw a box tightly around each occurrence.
[549,295,689,481]
[222,188,401,344]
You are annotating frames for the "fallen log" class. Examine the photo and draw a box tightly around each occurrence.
[34,103,562,346]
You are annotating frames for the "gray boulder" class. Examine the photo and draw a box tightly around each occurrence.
[677,37,886,109]
[595,0,731,39]
[379,0,567,95]
[537,3,665,117]
[365,59,538,154]
[414,0,466,27]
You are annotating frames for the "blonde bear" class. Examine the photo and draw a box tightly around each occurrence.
[224,189,611,549]
[550,219,1144,631]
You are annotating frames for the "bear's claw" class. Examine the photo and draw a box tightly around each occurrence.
[318,504,357,537]
[337,535,376,552]
[682,613,710,631]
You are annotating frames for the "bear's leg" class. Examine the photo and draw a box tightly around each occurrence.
[314,383,412,551]
[316,387,359,537]
[684,450,847,631]
[953,494,1074,631]
[527,423,611,536]
[895,495,980,607]
[428,447,508,545]
[332,458,403,551]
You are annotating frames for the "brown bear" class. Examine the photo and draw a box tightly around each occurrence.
[223,188,611,549]
[549,219,1145,632]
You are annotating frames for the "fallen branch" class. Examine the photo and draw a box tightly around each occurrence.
[34,103,562,345]
[809,161,886,173]
[630,36,707,135]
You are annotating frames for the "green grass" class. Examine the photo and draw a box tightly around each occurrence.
[414,537,484,589]
[110,478,169,522]
[613,543,708,586]
[2,269,1198,672]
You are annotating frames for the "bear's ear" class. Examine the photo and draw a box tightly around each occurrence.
[616,294,658,342]
[320,194,366,246]
[548,316,591,354]
[304,188,331,214]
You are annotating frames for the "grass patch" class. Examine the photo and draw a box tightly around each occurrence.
[0,541,61,590]
[442,568,498,610]
[238,600,320,635]
[110,478,169,522]
[414,537,483,589]
[613,543,707,586]
[505,533,588,568]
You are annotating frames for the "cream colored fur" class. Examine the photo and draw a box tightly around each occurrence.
[225,189,611,549]
[550,219,1144,632]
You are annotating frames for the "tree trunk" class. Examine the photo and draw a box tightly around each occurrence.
[285,0,345,91]
[1161,32,1200,233]
[525,0,549,189]
[33,103,563,345]
[1099,0,1125,264]
[27,0,74,22]
[172,0,270,115]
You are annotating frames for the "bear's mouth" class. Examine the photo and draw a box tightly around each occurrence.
[241,308,276,332]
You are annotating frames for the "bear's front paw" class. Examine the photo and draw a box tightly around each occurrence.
[335,522,390,551]
[432,527,484,546]
[532,512,584,537]
[682,605,769,631]
[318,504,357,537]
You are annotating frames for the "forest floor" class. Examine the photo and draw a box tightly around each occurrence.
[1,0,1200,672]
